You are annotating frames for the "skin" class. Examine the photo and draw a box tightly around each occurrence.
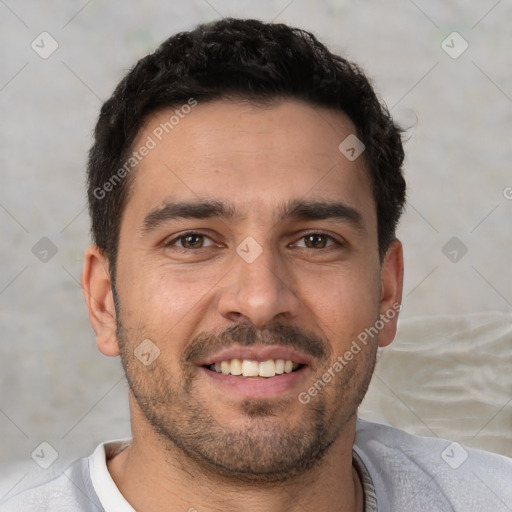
[82,99,403,512]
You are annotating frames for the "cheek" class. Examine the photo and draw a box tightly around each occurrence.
[122,254,183,305]
[122,265,218,337]
[298,267,381,347]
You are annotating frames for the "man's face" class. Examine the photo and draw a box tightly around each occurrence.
[109,99,398,481]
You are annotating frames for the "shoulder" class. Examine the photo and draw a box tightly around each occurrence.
[354,419,512,511]
[0,453,101,512]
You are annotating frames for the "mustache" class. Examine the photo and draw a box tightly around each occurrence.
[183,322,331,365]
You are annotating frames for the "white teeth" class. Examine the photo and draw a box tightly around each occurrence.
[230,358,242,375]
[241,360,259,377]
[259,360,276,377]
[221,361,231,375]
[209,358,300,377]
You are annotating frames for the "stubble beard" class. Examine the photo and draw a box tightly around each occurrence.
[115,318,377,484]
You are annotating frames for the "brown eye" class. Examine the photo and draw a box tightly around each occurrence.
[302,233,337,249]
[180,234,204,248]
[165,232,216,249]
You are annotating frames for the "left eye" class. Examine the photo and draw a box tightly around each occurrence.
[167,233,216,249]
[295,233,339,249]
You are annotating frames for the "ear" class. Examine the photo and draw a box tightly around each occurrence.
[81,245,119,357]
[378,239,404,348]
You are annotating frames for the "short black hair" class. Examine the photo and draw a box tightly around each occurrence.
[87,17,406,279]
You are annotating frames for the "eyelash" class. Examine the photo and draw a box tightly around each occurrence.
[164,230,344,250]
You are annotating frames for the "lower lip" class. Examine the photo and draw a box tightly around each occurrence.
[199,366,310,399]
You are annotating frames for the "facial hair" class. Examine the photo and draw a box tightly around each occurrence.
[116,317,377,484]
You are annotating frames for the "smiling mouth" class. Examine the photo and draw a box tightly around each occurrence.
[204,359,304,378]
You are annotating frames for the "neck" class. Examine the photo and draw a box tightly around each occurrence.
[107,403,363,512]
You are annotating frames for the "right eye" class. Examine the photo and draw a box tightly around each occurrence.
[165,232,217,250]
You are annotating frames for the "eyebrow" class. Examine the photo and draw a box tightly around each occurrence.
[140,198,366,235]
[282,198,366,233]
[141,200,238,234]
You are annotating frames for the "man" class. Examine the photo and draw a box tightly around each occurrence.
[1,17,510,512]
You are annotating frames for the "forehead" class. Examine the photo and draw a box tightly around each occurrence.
[123,99,375,230]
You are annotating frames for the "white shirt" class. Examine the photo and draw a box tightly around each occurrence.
[1,419,511,511]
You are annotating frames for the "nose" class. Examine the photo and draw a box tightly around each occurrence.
[216,243,301,328]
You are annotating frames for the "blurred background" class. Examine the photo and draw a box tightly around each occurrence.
[1,0,511,498]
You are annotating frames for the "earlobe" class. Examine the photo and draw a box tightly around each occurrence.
[81,245,119,357]
[378,239,404,348]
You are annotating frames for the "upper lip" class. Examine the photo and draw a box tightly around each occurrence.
[196,345,312,367]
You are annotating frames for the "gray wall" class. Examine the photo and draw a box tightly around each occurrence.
[1,0,511,497]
